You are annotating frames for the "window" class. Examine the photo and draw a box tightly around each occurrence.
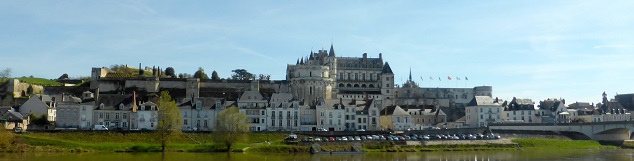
[329,112,333,118]
[339,73,343,80]
[99,112,103,119]
[355,73,358,80]
[115,113,120,119]
[204,120,208,127]
[271,120,275,126]
[184,119,188,125]
[272,111,275,117]
[106,113,110,120]
[123,113,127,119]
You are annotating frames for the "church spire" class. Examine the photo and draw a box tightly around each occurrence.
[300,56,304,64]
[408,67,412,82]
[296,58,299,65]
[328,43,336,57]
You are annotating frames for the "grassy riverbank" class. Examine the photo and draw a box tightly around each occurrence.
[512,138,617,149]
[3,132,286,152]
[1,132,619,153]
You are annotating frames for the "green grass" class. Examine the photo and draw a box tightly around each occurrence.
[512,138,617,149]
[16,78,63,86]
[15,132,289,152]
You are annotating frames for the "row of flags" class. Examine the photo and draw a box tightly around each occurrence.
[420,76,469,81]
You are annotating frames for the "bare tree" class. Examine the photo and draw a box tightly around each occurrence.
[0,68,11,81]
[156,91,183,152]
[213,106,249,151]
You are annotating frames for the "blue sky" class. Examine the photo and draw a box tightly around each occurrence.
[1,1,633,104]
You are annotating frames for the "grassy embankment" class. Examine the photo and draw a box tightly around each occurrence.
[249,138,618,153]
[14,78,63,86]
[4,132,618,153]
[5,132,287,152]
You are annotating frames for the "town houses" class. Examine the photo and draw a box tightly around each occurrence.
[2,44,633,132]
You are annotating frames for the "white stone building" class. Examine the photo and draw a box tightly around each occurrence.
[465,96,504,127]
[266,93,301,131]
[19,94,57,122]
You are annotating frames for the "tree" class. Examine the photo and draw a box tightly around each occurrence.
[0,125,14,148]
[58,73,69,80]
[258,74,271,81]
[193,67,209,79]
[211,70,220,80]
[165,67,176,78]
[156,91,183,152]
[230,69,255,80]
[28,113,50,125]
[0,67,11,81]
[213,106,249,152]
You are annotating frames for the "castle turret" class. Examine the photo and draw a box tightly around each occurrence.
[381,62,395,106]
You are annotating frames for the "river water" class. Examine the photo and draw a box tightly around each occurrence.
[1,149,633,161]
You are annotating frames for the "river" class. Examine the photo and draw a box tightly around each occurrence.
[1,149,633,161]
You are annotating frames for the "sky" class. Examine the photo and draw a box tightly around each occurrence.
[1,0,634,105]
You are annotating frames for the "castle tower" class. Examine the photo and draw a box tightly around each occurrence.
[381,62,395,106]
[326,44,338,98]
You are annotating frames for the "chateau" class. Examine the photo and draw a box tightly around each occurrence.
[3,44,504,132]
[286,44,394,105]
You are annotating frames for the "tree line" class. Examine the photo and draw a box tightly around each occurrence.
[108,65,270,81]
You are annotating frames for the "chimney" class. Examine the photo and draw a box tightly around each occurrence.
[61,93,65,102]
[95,88,100,103]
[363,53,367,62]
[379,53,382,61]
[132,91,137,113]
[340,98,343,106]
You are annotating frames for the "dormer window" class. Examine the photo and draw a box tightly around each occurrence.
[216,102,221,108]
[100,103,104,109]
[196,100,202,110]
[141,106,145,111]
[151,106,155,110]
[119,103,124,110]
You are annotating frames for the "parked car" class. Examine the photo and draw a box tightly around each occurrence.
[314,137,322,142]
[329,137,335,142]
[93,125,108,131]
[341,137,348,141]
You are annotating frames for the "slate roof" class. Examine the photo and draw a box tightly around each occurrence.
[381,106,409,116]
[139,102,158,111]
[95,94,134,110]
[382,62,393,74]
[239,91,264,101]
[467,96,498,106]
[0,106,13,115]
[538,98,563,112]
[3,111,24,122]
[407,108,446,116]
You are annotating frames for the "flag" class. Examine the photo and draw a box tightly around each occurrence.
[420,76,424,81]
[465,77,468,80]
[430,76,433,80]
[448,76,452,80]
[457,76,461,80]
[438,77,441,81]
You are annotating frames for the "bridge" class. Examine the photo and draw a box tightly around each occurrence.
[489,121,634,141]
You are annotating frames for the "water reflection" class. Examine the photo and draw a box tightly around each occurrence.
[1,149,634,161]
